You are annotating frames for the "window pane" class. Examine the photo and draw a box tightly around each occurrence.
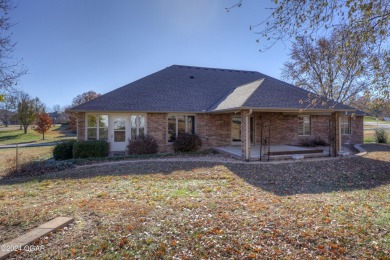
[87,115,97,127]
[232,117,241,142]
[114,131,125,142]
[131,116,137,139]
[178,116,185,134]
[168,115,176,142]
[139,116,145,136]
[114,118,126,130]
[87,128,97,140]
[99,115,108,128]
[187,116,195,134]
[298,116,310,135]
[99,127,108,141]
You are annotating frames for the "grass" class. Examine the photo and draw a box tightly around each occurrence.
[364,116,390,124]
[0,144,389,259]
[0,124,75,145]
[0,146,54,175]
[364,129,390,144]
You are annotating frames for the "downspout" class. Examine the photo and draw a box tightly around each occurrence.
[338,113,342,153]
[245,109,253,161]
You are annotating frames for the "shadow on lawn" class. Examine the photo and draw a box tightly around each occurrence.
[1,152,389,196]
[52,125,76,138]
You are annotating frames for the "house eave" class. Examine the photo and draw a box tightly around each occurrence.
[209,106,357,114]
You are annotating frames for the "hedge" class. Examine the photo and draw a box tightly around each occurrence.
[72,140,110,158]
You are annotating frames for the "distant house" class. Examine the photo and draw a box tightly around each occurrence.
[48,111,68,124]
[71,65,364,160]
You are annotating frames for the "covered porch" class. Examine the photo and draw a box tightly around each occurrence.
[218,109,343,161]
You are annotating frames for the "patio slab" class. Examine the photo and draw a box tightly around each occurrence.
[214,145,329,160]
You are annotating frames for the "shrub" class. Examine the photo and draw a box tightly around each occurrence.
[72,140,110,158]
[127,135,158,155]
[53,140,76,160]
[300,136,328,147]
[173,133,202,152]
[374,128,387,143]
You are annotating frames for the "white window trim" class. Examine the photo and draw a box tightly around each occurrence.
[340,116,351,135]
[298,115,311,136]
[167,114,196,143]
[85,113,109,141]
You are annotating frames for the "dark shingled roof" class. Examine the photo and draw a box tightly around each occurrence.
[72,65,362,114]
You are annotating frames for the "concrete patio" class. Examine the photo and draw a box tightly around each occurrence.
[214,145,330,161]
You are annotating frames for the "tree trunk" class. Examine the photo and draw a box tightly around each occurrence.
[23,125,28,134]
[42,132,45,140]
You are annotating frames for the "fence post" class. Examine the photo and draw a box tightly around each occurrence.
[16,143,18,172]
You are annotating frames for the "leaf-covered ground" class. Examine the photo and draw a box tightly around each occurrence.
[0,144,389,259]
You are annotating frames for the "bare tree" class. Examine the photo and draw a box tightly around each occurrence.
[0,0,27,100]
[282,27,370,105]
[65,90,101,131]
[228,0,389,98]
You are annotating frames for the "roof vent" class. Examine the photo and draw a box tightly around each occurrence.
[189,76,194,79]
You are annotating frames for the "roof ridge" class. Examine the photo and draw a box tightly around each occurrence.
[208,79,264,112]
[171,64,258,74]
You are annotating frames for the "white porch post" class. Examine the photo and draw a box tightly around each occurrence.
[241,109,252,161]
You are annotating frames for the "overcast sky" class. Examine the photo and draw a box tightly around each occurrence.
[11,0,291,111]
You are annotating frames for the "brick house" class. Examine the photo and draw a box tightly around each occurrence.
[71,65,364,160]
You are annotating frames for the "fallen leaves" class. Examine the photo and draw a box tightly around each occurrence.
[0,144,389,258]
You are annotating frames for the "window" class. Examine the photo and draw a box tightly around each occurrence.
[340,116,351,135]
[168,115,195,142]
[113,117,126,142]
[130,115,145,139]
[298,115,310,136]
[231,116,241,142]
[87,114,108,141]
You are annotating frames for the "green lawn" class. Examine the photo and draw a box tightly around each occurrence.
[0,124,75,145]
[364,116,390,124]
[0,144,389,259]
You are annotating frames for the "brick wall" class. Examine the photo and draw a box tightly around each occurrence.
[196,113,231,148]
[77,112,85,141]
[341,115,364,144]
[254,113,331,146]
[76,111,363,154]
[146,113,172,152]
[351,116,363,144]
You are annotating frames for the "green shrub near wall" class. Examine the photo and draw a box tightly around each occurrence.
[53,140,76,160]
[72,140,110,158]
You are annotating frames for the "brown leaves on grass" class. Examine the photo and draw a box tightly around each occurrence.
[0,145,389,258]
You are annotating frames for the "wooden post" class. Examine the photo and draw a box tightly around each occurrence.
[15,144,18,171]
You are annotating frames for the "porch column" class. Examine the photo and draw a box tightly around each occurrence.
[241,110,251,161]
[329,112,340,156]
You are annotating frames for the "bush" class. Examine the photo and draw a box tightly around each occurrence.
[300,136,328,147]
[127,135,158,155]
[53,140,76,160]
[72,140,110,158]
[375,128,387,143]
[173,133,202,152]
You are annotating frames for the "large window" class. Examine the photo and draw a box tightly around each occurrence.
[130,115,145,139]
[340,116,351,135]
[168,115,195,142]
[298,115,311,136]
[87,114,108,141]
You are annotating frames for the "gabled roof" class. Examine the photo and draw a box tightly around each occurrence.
[72,65,362,114]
